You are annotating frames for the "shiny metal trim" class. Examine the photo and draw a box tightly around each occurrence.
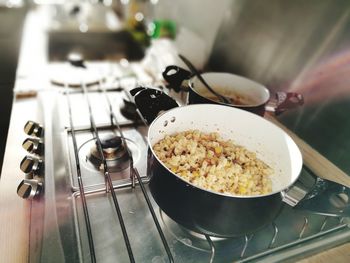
[65,83,97,263]
[81,81,135,262]
[96,80,174,263]
[204,235,215,263]
[237,224,350,262]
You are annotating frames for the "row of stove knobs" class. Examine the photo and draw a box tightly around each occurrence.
[17,121,44,200]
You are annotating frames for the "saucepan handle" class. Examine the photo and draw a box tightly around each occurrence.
[130,87,179,125]
[282,169,350,217]
[266,92,304,115]
[162,65,193,92]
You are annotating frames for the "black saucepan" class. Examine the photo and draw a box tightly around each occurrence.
[131,87,349,238]
[162,65,304,116]
[145,103,302,237]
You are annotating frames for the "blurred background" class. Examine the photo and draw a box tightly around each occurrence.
[0,0,26,168]
[1,0,350,176]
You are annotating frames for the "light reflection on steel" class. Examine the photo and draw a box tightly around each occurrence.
[289,50,350,105]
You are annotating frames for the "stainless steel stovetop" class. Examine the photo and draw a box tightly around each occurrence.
[26,63,350,263]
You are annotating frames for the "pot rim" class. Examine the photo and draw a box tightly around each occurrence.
[147,104,303,199]
[189,72,270,108]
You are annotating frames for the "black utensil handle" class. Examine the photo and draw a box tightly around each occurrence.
[162,65,192,92]
[178,54,231,104]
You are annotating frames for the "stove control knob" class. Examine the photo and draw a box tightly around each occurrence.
[24,121,44,137]
[20,156,43,175]
[17,179,43,199]
[22,138,44,155]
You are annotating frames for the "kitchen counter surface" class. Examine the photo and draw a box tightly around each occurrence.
[1,5,349,263]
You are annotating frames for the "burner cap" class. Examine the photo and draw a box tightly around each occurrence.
[89,135,130,172]
[100,136,122,150]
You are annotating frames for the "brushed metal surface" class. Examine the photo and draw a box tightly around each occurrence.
[209,0,350,176]
[36,87,350,263]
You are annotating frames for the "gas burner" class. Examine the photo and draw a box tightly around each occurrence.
[88,135,130,172]
[73,129,147,188]
[49,63,105,88]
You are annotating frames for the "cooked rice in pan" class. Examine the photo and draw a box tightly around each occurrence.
[153,130,273,196]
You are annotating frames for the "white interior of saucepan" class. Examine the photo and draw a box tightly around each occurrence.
[148,104,303,198]
[190,73,270,107]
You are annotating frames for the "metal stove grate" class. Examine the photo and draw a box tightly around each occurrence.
[58,73,349,263]
[64,80,173,263]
